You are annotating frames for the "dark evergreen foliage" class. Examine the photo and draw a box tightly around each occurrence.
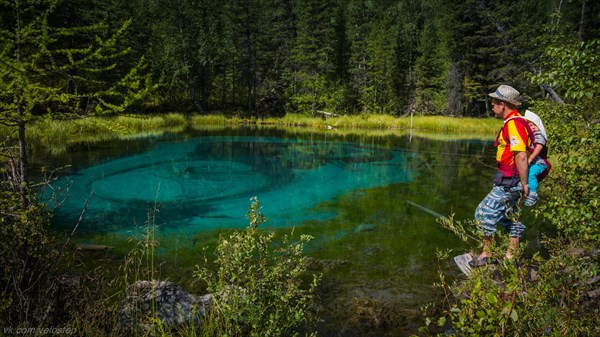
[2,0,598,116]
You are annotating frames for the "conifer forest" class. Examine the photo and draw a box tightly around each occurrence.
[2,0,598,119]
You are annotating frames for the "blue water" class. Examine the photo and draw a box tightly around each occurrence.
[50,134,417,236]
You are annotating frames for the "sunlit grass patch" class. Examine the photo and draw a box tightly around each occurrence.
[25,114,188,155]
[189,114,235,126]
[2,112,501,156]
[237,113,499,136]
[410,116,499,134]
[271,112,321,127]
[114,113,187,130]
[262,113,498,134]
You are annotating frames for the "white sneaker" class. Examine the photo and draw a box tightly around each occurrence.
[525,192,538,206]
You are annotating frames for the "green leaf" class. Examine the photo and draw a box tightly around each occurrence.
[510,309,518,322]
[485,293,498,304]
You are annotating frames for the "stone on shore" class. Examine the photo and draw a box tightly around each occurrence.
[120,280,211,333]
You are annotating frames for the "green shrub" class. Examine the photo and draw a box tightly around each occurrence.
[529,101,600,241]
[194,197,321,337]
[421,217,599,337]
[0,175,60,328]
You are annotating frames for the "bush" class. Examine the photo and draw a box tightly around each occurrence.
[194,197,321,337]
[421,219,599,337]
[0,170,60,328]
[529,101,600,241]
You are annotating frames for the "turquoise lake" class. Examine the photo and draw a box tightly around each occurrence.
[39,126,545,335]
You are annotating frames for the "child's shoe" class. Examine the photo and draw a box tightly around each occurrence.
[525,191,538,206]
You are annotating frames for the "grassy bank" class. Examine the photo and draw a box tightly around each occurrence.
[0,113,500,154]
[25,113,188,154]
[0,112,502,156]
[190,113,501,135]
[0,113,501,155]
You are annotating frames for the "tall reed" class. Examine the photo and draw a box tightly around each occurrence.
[189,112,500,135]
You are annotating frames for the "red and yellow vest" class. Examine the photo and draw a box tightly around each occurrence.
[494,110,533,177]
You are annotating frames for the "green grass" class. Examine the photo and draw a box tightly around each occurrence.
[1,112,502,155]
[189,114,243,126]
[191,112,500,137]
[23,113,187,155]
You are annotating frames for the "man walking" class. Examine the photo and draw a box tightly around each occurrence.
[470,85,531,267]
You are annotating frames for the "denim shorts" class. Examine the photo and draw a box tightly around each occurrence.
[474,185,526,238]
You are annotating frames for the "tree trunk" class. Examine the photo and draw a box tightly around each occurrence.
[187,78,205,113]
[17,110,29,208]
[578,0,586,41]
[176,0,204,114]
[13,1,29,207]
[541,84,565,104]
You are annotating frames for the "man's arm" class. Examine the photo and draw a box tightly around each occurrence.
[514,151,529,196]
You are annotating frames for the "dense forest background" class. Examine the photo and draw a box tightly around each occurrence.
[2,0,598,119]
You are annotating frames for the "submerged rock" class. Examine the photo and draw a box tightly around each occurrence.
[120,280,211,333]
[306,257,351,271]
[354,223,376,233]
[76,243,114,250]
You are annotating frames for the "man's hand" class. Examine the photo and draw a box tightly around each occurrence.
[522,182,530,197]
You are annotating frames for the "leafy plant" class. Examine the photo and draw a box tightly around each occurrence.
[0,146,70,329]
[195,197,321,337]
[530,40,600,104]
[0,186,57,327]
[422,216,599,337]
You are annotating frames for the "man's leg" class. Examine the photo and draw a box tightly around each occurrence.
[502,189,526,259]
[480,236,492,258]
[506,237,519,259]
[474,186,507,259]
[475,186,525,262]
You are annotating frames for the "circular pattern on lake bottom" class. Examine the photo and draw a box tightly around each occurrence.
[91,160,269,203]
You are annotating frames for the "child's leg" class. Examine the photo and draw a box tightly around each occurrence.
[528,162,548,193]
[525,162,549,206]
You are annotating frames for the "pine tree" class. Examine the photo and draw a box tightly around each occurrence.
[227,0,262,113]
[146,0,228,113]
[391,0,422,115]
[346,0,375,113]
[0,0,155,205]
[286,0,341,114]
[253,0,297,115]
[446,0,510,116]
[413,0,449,115]
[363,8,410,115]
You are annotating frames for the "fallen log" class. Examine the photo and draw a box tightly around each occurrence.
[406,200,444,218]
[316,110,339,117]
